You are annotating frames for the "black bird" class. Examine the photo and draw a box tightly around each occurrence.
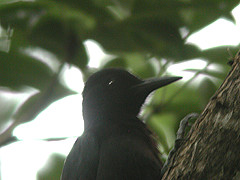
[61,68,182,180]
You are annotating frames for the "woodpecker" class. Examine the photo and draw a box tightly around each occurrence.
[61,68,182,180]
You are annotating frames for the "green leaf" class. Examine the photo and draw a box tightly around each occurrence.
[153,82,202,117]
[132,0,183,25]
[0,51,53,90]
[147,113,178,153]
[13,80,76,123]
[0,1,46,30]
[129,18,184,57]
[184,68,226,79]
[174,44,202,61]
[0,93,20,133]
[198,78,217,106]
[102,57,127,69]
[0,0,32,5]
[29,14,89,69]
[180,0,239,33]
[102,54,157,78]
[92,16,185,59]
[201,46,240,64]
[124,53,157,78]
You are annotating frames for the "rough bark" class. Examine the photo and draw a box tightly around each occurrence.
[162,51,240,180]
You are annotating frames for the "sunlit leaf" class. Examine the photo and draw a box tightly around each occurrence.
[37,153,65,180]
[13,80,76,123]
[0,93,20,133]
[184,68,226,79]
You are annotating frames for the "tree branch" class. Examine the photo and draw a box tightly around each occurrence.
[162,50,240,179]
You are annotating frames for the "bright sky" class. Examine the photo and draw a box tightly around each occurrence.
[0,4,240,180]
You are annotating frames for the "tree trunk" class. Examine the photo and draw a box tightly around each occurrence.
[162,51,240,180]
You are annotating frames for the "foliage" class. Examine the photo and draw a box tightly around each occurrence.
[0,0,239,178]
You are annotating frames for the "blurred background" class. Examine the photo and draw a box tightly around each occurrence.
[0,0,240,179]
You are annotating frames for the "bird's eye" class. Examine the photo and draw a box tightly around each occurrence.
[108,80,115,85]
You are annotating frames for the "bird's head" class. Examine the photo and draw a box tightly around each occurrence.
[82,68,181,128]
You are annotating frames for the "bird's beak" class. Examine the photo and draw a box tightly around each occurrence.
[133,76,182,96]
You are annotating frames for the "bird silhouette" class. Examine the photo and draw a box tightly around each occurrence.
[61,68,182,180]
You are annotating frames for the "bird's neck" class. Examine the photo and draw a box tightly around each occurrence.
[83,112,138,131]
[82,101,142,130]
[84,115,150,140]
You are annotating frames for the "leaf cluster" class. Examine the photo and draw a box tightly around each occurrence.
[0,0,239,178]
